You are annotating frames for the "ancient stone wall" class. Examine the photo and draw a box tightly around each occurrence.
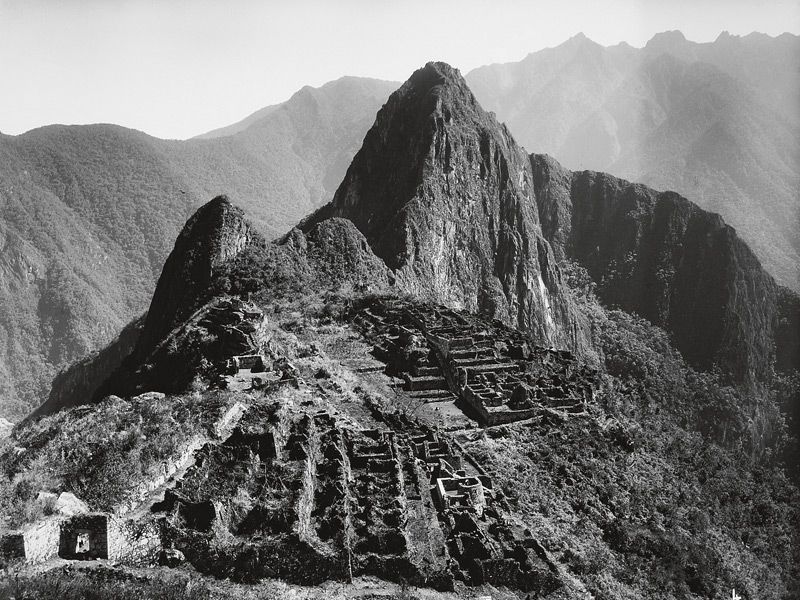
[118,400,247,515]
[59,514,108,560]
[108,517,161,565]
[358,298,598,425]
[214,401,247,437]
[116,436,205,516]
[21,519,60,563]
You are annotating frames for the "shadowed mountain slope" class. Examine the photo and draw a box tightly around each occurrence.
[532,153,779,381]
[132,196,258,361]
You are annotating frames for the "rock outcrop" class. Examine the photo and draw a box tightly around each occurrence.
[133,195,259,362]
[531,152,779,381]
[776,287,800,373]
[302,62,584,351]
[100,298,268,398]
[0,418,12,440]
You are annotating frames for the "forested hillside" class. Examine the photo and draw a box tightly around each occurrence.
[0,77,395,420]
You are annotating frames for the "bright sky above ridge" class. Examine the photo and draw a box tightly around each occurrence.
[1,0,798,139]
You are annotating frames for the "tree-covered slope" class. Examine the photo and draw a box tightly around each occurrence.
[0,77,395,421]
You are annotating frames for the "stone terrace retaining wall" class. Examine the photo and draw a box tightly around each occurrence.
[22,519,60,563]
[118,401,247,515]
[108,517,161,565]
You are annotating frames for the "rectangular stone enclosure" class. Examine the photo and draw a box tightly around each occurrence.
[59,514,109,560]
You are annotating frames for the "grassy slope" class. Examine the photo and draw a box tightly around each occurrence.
[0,391,234,529]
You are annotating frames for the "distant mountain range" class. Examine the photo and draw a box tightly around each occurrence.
[1,31,797,421]
[467,30,800,290]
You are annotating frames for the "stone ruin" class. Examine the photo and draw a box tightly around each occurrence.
[0,401,247,569]
[221,353,300,392]
[199,298,266,358]
[2,370,562,594]
[355,298,599,424]
[1,298,575,594]
[0,513,159,567]
[205,298,300,392]
[144,405,560,593]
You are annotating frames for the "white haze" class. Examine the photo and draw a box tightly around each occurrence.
[0,0,798,139]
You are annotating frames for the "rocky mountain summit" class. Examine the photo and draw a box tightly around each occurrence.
[303,62,583,351]
[531,153,780,381]
[133,195,259,362]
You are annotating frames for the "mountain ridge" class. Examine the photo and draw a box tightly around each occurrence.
[2,31,798,422]
[0,76,395,421]
[532,152,779,381]
[466,31,800,291]
[38,60,791,418]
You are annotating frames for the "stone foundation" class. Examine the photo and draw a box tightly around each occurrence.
[357,298,599,424]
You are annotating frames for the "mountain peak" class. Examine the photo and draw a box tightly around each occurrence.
[414,61,463,83]
[300,62,583,349]
[133,195,260,360]
[645,30,689,51]
[555,32,602,51]
[204,193,232,211]
[567,32,589,44]
[396,61,473,109]
[301,61,511,260]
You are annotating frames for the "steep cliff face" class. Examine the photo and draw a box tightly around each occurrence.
[531,153,779,381]
[467,32,800,291]
[303,62,583,350]
[27,315,145,421]
[776,287,800,373]
[133,195,260,361]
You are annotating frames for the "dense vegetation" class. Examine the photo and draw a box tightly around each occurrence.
[0,568,212,600]
[460,263,800,598]
[0,391,233,529]
[0,565,427,600]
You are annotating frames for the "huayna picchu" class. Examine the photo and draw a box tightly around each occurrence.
[1,62,798,599]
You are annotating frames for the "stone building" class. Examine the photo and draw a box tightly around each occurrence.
[59,514,110,560]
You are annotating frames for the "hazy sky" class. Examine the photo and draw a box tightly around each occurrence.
[1,0,798,139]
